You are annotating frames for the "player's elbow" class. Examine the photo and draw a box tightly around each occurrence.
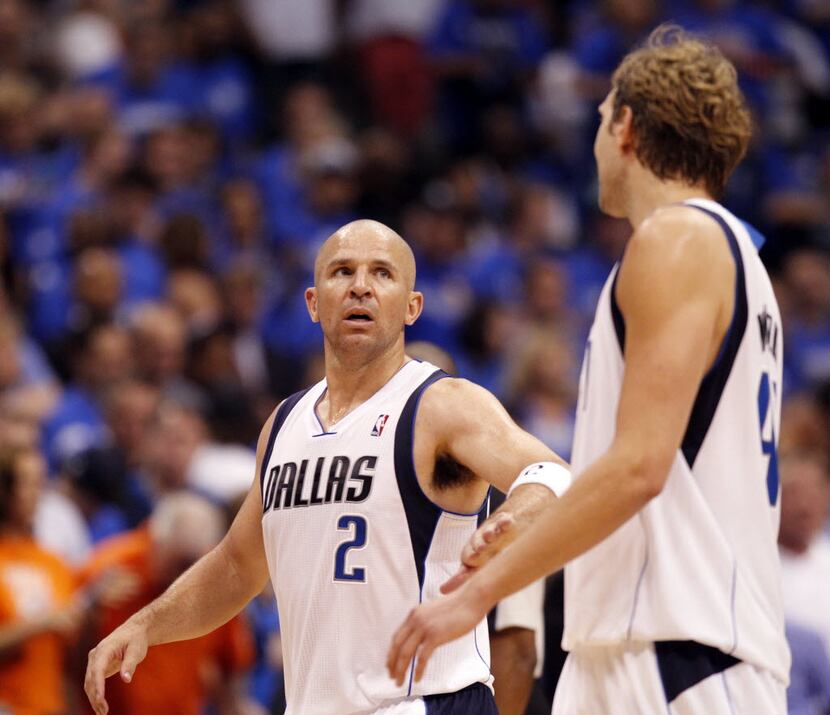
[620,451,671,504]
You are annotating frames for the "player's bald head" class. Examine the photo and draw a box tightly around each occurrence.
[314,220,416,290]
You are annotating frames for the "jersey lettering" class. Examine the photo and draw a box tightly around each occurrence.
[262,455,376,512]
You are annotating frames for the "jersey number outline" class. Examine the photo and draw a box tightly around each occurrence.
[334,515,367,582]
[757,371,779,506]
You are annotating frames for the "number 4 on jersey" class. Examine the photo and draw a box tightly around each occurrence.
[757,371,779,506]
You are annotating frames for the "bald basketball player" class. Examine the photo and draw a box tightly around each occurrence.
[85,220,569,715]
[387,27,790,715]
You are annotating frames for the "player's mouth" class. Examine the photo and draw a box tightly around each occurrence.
[343,308,375,323]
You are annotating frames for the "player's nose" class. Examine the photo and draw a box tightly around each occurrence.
[349,267,373,298]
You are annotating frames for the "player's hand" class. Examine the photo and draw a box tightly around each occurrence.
[386,584,488,686]
[440,511,514,595]
[84,622,149,715]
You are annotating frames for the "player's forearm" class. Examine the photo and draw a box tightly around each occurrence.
[490,627,537,715]
[128,541,264,646]
[469,449,658,609]
[500,483,558,527]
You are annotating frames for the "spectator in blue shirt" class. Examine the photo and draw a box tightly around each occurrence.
[42,323,132,472]
[82,18,199,136]
[786,621,830,715]
[783,248,830,391]
[427,0,549,150]
[181,1,254,147]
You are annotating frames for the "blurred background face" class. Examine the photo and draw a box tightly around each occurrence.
[150,494,225,587]
[142,403,205,489]
[126,21,170,86]
[222,180,263,248]
[74,247,122,314]
[80,325,133,390]
[105,382,160,465]
[779,455,830,554]
[145,125,195,189]
[131,305,186,386]
[0,317,20,388]
[785,250,830,321]
[6,450,45,530]
[525,260,568,321]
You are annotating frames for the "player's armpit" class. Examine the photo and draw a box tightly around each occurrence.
[418,378,568,495]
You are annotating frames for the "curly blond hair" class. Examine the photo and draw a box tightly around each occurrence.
[611,25,752,196]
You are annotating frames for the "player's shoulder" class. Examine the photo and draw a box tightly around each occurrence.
[632,203,728,257]
[419,376,501,428]
[624,203,733,280]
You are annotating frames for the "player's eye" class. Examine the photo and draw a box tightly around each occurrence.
[334,266,352,276]
[376,268,391,279]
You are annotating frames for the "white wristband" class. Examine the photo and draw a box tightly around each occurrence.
[508,462,572,498]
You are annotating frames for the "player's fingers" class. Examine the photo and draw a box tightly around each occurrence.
[440,565,473,594]
[386,617,415,679]
[414,638,438,682]
[466,513,515,565]
[491,511,514,535]
[85,647,112,715]
[391,627,423,686]
[388,614,424,686]
[119,638,145,683]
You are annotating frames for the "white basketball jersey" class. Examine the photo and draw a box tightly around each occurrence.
[564,199,790,683]
[260,360,492,715]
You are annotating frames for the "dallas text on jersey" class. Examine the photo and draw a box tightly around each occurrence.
[262,456,377,512]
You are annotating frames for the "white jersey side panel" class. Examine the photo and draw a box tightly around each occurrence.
[260,360,492,715]
[564,199,790,683]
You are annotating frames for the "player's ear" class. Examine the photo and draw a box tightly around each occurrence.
[614,104,636,153]
[305,287,319,323]
[405,291,423,326]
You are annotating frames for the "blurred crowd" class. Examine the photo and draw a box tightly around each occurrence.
[0,0,829,713]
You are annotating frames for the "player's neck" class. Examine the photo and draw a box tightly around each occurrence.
[321,344,408,426]
[624,174,712,229]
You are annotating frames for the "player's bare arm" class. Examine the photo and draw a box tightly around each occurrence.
[414,376,568,545]
[84,409,277,715]
[387,206,735,684]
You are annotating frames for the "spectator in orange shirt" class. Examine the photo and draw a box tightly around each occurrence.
[0,446,86,715]
[80,491,255,715]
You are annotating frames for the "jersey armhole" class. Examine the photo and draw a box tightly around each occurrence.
[258,388,310,495]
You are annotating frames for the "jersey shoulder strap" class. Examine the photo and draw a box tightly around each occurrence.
[258,388,311,494]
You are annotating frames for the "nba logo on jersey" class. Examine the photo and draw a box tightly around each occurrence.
[371,414,389,437]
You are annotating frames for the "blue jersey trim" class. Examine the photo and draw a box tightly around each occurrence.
[679,205,748,468]
[728,559,739,655]
[609,266,626,352]
[654,640,740,704]
[625,514,649,640]
[393,369,448,591]
[393,369,447,696]
[259,388,310,497]
[740,220,766,251]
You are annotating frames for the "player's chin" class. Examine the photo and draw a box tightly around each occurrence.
[597,191,626,219]
[338,321,377,340]
[335,328,378,349]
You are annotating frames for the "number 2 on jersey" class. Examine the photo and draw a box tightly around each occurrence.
[757,371,779,506]
[334,515,367,582]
